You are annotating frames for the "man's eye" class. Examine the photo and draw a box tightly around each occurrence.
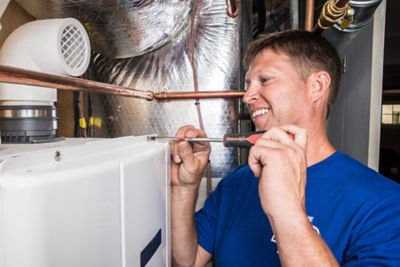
[260,77,269,83]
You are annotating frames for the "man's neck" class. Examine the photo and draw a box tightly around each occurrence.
[305,120,336,167]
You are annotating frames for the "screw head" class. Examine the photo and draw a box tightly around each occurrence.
[54,151,61,161]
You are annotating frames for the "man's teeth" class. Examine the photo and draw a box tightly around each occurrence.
[252,108,269,118]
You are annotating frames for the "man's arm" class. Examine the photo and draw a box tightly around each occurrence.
[269,211,338,266]
[170,125,212,266]
[171,185,212,266]
[248,125,338,266]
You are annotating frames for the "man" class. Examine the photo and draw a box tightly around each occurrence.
[170,30,400,266]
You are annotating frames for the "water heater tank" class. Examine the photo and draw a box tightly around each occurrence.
[0,135,170,267]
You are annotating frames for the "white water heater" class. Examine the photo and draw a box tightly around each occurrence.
[0,136,170,267]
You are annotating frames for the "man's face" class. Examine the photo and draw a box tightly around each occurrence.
[244,49,311,131]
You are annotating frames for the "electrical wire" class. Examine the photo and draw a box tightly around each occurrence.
[189,0,213,195]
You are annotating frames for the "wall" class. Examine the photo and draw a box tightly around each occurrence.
[326,1,386,170]
[0,0,34,46]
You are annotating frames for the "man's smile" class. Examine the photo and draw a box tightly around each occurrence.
[251,108,270,119]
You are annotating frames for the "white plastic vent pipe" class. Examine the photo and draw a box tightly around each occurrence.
[0,18,90,105]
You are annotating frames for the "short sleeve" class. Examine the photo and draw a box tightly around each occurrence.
[194,177,226,254]
[342,194,400,266]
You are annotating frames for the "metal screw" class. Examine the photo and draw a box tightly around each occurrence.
[54,151,61,161]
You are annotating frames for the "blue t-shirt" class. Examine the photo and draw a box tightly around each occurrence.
[195,151,400,266]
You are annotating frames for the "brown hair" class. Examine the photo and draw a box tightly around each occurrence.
[243,30,342,117]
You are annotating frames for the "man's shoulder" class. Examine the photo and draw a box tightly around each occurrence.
[310,150,400,197]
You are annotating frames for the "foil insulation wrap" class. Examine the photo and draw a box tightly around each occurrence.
[44,0,241,177]
[50,0,193,59]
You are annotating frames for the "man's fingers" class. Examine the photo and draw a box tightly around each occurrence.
[248,140,284,178]
[175,125,196,139]
[249,128,306,179]
[178,141,194,161]
[176,125,208,139]
[256,126,307,159]
[254,138,287,149]
[170,140,182,164]
[175,125,210,155]
[248,147,262,178]
[277,124,307,150]
[177,141,200,173]
[260,127,295,146]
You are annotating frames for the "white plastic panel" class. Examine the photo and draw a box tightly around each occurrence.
[123,148,169,267]
[0,136,170,267]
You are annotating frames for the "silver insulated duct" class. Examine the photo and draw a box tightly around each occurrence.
[43,0,242,177]
[334,0,382,33]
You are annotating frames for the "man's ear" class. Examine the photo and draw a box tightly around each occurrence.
[308,71,331,103]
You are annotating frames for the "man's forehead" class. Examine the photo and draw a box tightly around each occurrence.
[246,50,290,73]
[254,48,288,61]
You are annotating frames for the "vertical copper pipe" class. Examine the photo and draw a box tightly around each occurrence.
[226,0,240,18]
[206,162,212,195]
[305,0,315,31]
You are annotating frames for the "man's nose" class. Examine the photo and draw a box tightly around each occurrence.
[243,84,258,104]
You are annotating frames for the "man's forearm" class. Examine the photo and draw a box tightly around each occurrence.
[269,212,339,266]
[171,185,199,266]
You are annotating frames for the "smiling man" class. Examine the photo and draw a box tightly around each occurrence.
[170,30,400,266]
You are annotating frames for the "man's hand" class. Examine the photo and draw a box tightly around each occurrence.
[170,125,211,188]
[248,124,307,219]
[170,125,213,266]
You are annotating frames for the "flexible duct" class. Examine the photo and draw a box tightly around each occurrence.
[23,0,242,176]
[52,0,192,59]
[93,0,241,177]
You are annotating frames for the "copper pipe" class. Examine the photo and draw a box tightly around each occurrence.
[226,0,239,18]
[305,0,315,31]
[0,65,245,101]
[0,65,155,101]
[313,0,350,34]
[335,0,350,8]
[154,90,245,100]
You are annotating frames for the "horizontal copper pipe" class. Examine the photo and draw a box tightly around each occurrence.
[0,64,245,101]
[154,91,245,100]
[0,64,154,100]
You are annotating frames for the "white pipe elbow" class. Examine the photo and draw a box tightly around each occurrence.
[0,18,91,104]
